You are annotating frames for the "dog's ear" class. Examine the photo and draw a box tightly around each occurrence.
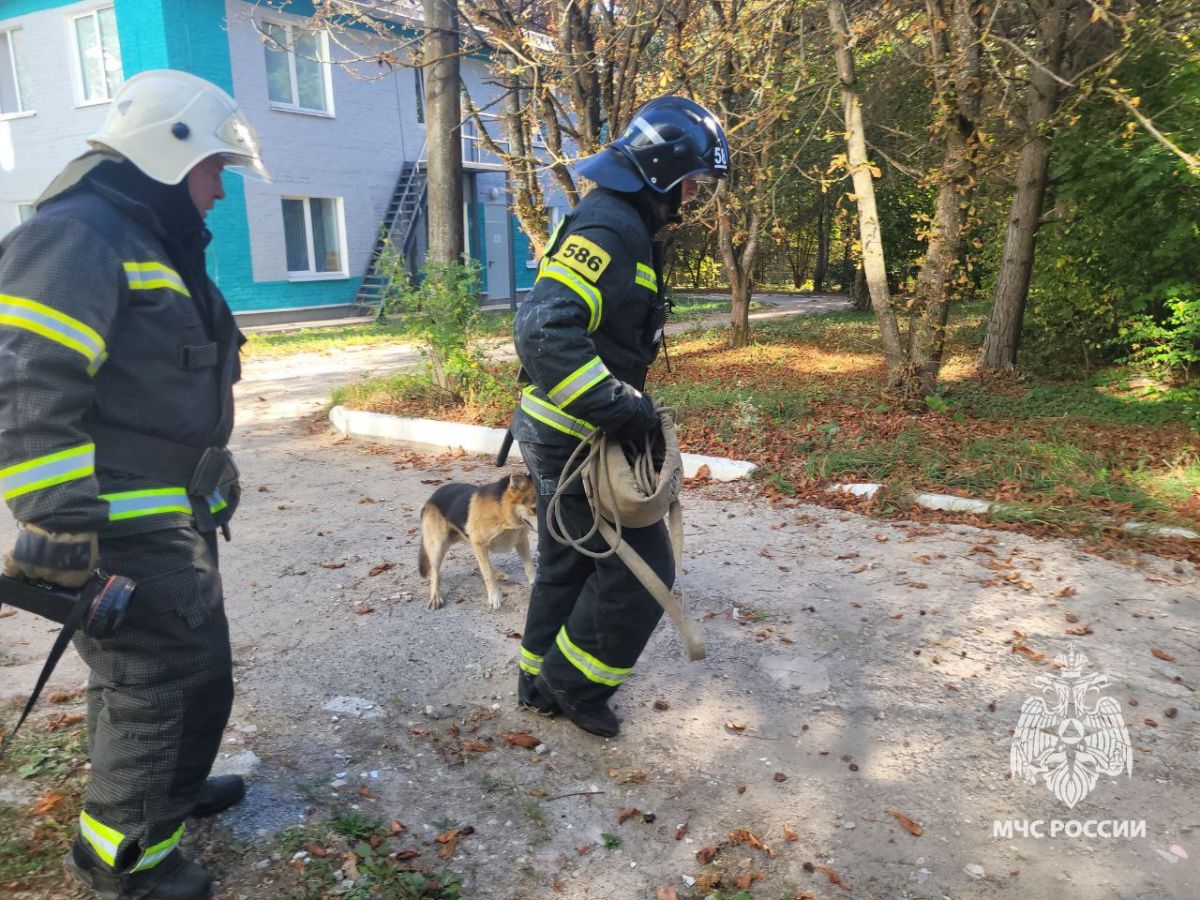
[509,472,531,491]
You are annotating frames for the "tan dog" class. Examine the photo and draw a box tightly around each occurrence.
[417,473,537,610]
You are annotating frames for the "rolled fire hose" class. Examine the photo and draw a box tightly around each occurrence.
[546,402,705,661]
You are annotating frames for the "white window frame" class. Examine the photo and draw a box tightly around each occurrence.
[262,18,335,117]
[282,196,349,281]
[0,29,33,119]
[69,5,122,107]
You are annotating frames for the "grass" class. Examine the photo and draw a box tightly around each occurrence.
[0,715,89,896]
[325,296,1198,554]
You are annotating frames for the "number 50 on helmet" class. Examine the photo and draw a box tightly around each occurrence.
[577,96,729,194]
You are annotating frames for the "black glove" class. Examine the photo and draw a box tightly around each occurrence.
[3,524,98,589]
[609,391,659,444]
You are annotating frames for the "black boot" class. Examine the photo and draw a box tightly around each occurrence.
[534,672,619,738]
[517,671,558,716]
[191,775,246,818]
[64,839,213,899]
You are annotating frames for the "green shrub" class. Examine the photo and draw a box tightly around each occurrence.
[1117,297,1200,382]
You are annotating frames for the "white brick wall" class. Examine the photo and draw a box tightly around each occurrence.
[0,1,116,235]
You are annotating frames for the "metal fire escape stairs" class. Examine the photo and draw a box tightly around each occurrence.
[352,155,427,315]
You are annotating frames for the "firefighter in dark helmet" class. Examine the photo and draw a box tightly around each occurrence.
[0,70,268,899]
[510,96,729,737]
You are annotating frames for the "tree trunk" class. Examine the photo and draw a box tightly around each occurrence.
[981,0,1070,371]
[813,190,829,292]
[424,0,464,264]
[718,182,762,349]
[852,265,871,310]
[729,269,752,347]
[840,234,853,292]
[827,0,906,382]
[907,0,982,397]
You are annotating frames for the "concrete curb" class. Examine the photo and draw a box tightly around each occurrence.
[329,406,758,482]
[827,482,1199,540]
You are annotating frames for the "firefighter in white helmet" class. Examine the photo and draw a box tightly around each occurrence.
[0,70,268,899]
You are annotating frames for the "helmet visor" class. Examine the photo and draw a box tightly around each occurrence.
[215,109,271,182]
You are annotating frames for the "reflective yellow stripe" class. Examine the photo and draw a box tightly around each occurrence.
[101,488,191,522]
[130,823,185,872]
[537,262,602,333]
[208,490,228,515]
[556,626,632,687]
[519,386,596,441]
[519,646,543,675]
[79,811,124,868]
[0,293,107,374]
[0,443,95,500]
[123,262,190,297]
[635,263,657,291]
[547,356,611,409]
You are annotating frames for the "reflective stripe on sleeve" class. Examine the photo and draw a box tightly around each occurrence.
[123,262,191,297]
[519,646,543,675]
[556,626,633,687]
[79,811,124,868]
[537,262,602,333]
[130,823,185,872]
[519,387,596,441]
[635,263,657,291]
[0,294,107,374]
[0,443,95,500]
[547,356,611,409]
[101,487,191,522]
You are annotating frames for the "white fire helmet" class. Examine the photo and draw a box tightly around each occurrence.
[89,69,269,185]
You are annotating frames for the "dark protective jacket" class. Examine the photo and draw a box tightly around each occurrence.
[0,153,243,537]
[510,187,667,445]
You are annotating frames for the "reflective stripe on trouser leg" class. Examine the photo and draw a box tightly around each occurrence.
[74,527,233,870]
[518,646,543,675]
[539,508,673,707]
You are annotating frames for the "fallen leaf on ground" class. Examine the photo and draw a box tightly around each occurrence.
[461,740,492,752]
[656,889,679,900]
[48,690,83,704]
[694,464,712,481]
[784,824,799,841]
[319,562,345,570]
[734,872,762,889]
[695,873,722,892]
[1012,645,1047,663]
[577,843,595,856]
[391,848,421,860]
[499,732,540,748]
[795,893,818,900]
[908,581,929,589]
[389,820,406,835]
[1055,586,1077,597]
[817,865,852,890]
[354,603,374,615]
[435,828,460,859]
[618,807,641,824]
[1066,624,1093,636]
[725,722,747,732]
[837,551,859,560]
[505,630,522,639]
[773,772,788,782]
[888,810,924,836]
[729,829,769,853]
[30,791,66,815]
[1151,648,1176,662]
[46,712,85,731]
[1064,611,1080,623]
[675,822,689,840]
[305,844,328,857]
[368,562,395,576]
[356,784,377,800]
[696,846,719,864]
[608,768,649,784]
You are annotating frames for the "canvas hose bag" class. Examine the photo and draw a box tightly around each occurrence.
[546,402,705,661]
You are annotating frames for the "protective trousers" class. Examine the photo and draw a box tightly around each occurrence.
[73,527,232,873]
[519,442,672,707]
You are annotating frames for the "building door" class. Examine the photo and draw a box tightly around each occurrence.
[483,203,512,304]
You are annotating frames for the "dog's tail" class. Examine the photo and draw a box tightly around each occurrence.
[417,505,431,578]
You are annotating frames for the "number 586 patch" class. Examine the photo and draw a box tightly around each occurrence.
[552,235,611,282]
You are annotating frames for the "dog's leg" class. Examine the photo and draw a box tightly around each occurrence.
[469,540,505,610]
[515,530,536,585]
[423,519,452,611]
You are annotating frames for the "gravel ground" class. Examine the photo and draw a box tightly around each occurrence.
[2,302,1197,900]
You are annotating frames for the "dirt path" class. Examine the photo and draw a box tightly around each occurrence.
[2,312,1198,900]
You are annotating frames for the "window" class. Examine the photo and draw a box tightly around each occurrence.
[414,66,424,124]
[73,7,123,103]
[282,197,345,277]
[0,29,31,115]
[17,203,34,223]
[263,21,331,114]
